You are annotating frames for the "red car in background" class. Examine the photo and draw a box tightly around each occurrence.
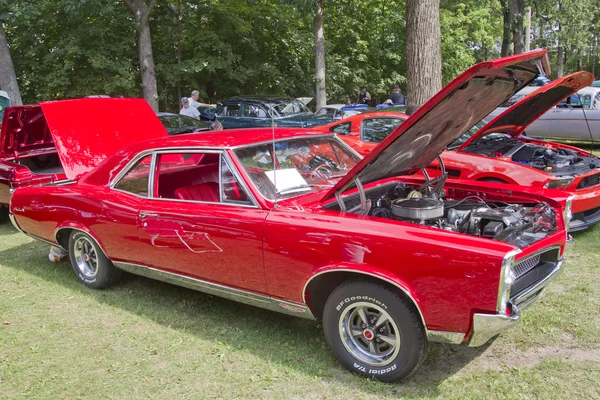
[10,51,570,382]
[320,71,599,231]
[0,99,168,220]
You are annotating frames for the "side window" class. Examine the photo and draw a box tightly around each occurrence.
[221,157,252,205]
[114,155,153,196]
[225,103,241,117]
[361,118,404,143]
[152,152,252,205]
[329,122,351,135]
[243,104,267,118]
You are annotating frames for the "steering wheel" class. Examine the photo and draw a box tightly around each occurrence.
[310,163,334,179]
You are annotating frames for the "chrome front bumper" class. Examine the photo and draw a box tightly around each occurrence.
[468,258,564,347]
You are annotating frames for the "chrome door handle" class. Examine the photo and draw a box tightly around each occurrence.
[139,212,159,219]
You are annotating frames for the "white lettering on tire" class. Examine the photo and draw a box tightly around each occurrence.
[336,296,387,311]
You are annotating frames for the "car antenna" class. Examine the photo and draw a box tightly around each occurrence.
[270,105,278,209]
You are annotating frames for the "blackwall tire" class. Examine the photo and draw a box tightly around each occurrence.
[323,280,428,382]
[68,231,121,289]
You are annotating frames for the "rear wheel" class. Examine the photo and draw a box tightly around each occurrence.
[322,280,428,382]
[68,231,121,289]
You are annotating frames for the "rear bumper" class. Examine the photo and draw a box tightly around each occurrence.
[468,257,564,347]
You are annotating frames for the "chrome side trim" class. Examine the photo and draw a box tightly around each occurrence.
[9,213,25,234]
[468,311,520,347]
[113,262,315,320]
[11,213,60,246]
[302,270,427,333]
[427,330,465,344]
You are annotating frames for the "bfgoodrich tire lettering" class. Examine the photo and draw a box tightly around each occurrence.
[323,280,428,382]
[68,231,121,289]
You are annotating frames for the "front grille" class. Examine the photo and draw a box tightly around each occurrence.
[514,254,540,278]
[577,173,600,189]
[510,247,561,300]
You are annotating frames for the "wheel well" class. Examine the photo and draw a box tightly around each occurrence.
[55,228,73,250]
[304,271,423,324]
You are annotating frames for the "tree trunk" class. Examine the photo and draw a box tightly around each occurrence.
[406,0,442,115]
[124,0,159,112]
[314,0,326,110]
[510,0,524,54]
[0,23,22,105]
[501,0,512,57]
[557,43,564,78]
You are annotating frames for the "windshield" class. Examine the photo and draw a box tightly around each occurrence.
[234,136,360,200]
[449,120,487,148]
[270,100,310,117]
[159,114,209,135]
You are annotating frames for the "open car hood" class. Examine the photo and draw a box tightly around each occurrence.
[456,71,595,150]
[39,98,167,180]
[321,50,550,202]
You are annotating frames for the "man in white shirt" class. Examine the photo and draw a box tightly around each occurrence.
[189,90,202,108]
[179,97,200,119]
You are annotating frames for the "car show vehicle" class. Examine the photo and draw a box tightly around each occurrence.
[323,72,600,231]
[486,82,600,141]
[213,96,334,129]
[9,51,571,382]
[157,112,211,135]
[0,98,168,215]
[318,110,408,155]
[314,104,364,120]
[0,90,10,123]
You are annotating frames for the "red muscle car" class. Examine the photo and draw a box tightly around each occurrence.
[10,50,570,382]
[322,71,599,231]
[0,98,168,220]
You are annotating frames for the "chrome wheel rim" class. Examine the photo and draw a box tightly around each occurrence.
[339,302,401,367]
[73,237,99,279]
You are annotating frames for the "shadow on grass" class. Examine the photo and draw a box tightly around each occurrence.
[0,237,491,395]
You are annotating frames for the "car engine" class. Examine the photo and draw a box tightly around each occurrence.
[462,134,599,175]
[367,182,557,247]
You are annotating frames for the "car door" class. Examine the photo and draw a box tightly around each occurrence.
[548,96,599,140]
[217,102,242,129]
[136,150,269,293]
[238,103,270,128]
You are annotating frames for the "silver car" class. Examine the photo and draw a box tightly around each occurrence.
[487,86,600,141]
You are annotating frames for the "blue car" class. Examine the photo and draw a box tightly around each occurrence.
[210,96,334,129]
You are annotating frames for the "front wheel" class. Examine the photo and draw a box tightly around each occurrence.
[68,231,121,289]
[322,280,428,382]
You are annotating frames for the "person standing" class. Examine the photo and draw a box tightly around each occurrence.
[357,87,371,105]
[388,85,406,105]
[189,90,202,108]
[180,97,201,119]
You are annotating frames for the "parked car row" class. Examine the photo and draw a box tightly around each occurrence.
[0,50,588,382]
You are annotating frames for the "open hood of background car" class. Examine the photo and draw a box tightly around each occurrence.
[40,98,168,180]
[456,70,595,150]
[320,49,550,202]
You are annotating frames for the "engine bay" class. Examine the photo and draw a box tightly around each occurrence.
[462,134,599,176]
[328,159,559,248]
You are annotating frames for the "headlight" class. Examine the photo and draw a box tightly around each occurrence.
[544,176,574,189]
[498,250,521,315]
[564,196,575,231]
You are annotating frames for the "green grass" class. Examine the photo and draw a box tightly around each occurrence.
[1,223,600,399]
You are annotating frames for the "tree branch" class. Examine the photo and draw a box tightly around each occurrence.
[142,0,157,22]
[123,0,135,14]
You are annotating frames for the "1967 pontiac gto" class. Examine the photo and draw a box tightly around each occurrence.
[10,50,571,381]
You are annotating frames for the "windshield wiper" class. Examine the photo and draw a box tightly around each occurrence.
[276,184,315,195]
